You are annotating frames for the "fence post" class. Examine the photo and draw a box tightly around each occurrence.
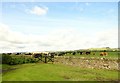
[45,55,47,63]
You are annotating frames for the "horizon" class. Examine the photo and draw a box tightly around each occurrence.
[0,2,118,53]
[0,47,119,53]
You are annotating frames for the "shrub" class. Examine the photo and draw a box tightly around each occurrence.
[25,58,39,63]
[2,54,12,64]
[9,58,19,65]
[2,54,39,65]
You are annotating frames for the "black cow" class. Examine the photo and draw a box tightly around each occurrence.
[79,52,83,55]
[7,53,12,55]
[72,52,76,55]
[58,52,65,56]
[85,52,91,55]
[34,54,42,58]
[49,53,55,58]
[15,53,21,55]
[25,53,32,55]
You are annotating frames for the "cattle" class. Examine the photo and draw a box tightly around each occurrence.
[72,52,76,55]
[15,53,21,55]
[34,54,42,58]
[25,53,32,55]
[100,52,104,56]
[58,53,63,56]
[50,54,54,58]
[32,52,49,58]
[7,53,12,55]
[103,52,108,56]
[43,53,48,56]
[57,52,65,56]
[85,52,91,55]
[48,53,55,58]
[100,52,108,56]
[79,52,83,55]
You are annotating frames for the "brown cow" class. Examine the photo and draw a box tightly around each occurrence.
[103,52,108,56]
[100,52,108,56]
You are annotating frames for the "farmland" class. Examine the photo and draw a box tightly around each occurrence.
[64,51,119,59]
[2,63,119,81]
[1,50,120,82]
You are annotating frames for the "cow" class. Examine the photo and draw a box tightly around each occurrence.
[34,53,42,58]
[100,52,108,56]
[57,52,65,56]
[72,52,76,55]
[15,53,21,55]
[85,52,91,55]
[25,53,32,55]
[79,52,83,55]
[100,52,104,56]
[7,53,12,55]
[58,53,64,56]
[103,52,108,56]
[48,53,55,58]
[32,52,49,58]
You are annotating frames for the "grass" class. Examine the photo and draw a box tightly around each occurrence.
[2,63,119,81]
[0,64,1,82]
[1,51,119,81]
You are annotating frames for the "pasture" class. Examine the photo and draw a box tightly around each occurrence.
[2,63,119,81]
[64,52,119,59]
[1,51,120,82]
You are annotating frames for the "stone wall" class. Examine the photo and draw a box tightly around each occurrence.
[54,56,119,70]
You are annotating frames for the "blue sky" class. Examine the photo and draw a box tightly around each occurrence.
[2,2,117,34]
[0,2,118,52]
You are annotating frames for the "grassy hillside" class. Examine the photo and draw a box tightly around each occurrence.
[88,47,119,51]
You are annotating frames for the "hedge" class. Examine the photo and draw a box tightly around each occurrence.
[2,54,39,65]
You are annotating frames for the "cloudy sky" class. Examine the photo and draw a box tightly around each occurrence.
[0,2,118,53]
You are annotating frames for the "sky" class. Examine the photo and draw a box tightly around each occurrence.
[0,1,118,53]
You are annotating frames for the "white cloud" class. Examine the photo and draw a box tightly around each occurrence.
[95,28,118,48]
[28,6,48,16]
[0,23,28,44]
[0,23,118,53]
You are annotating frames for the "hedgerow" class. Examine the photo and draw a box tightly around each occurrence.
[2,54,39,65]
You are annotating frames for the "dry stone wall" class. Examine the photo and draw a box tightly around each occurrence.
[54,56,119,70]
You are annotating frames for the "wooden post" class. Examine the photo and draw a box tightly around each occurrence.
[45,54,47,63]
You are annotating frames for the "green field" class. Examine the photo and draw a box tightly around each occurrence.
[0,51,119,59]
[64,52,119,59]
[1,51,120,81]
[2,63,119,81]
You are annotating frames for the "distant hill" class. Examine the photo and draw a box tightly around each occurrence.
[88,47,119,51]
